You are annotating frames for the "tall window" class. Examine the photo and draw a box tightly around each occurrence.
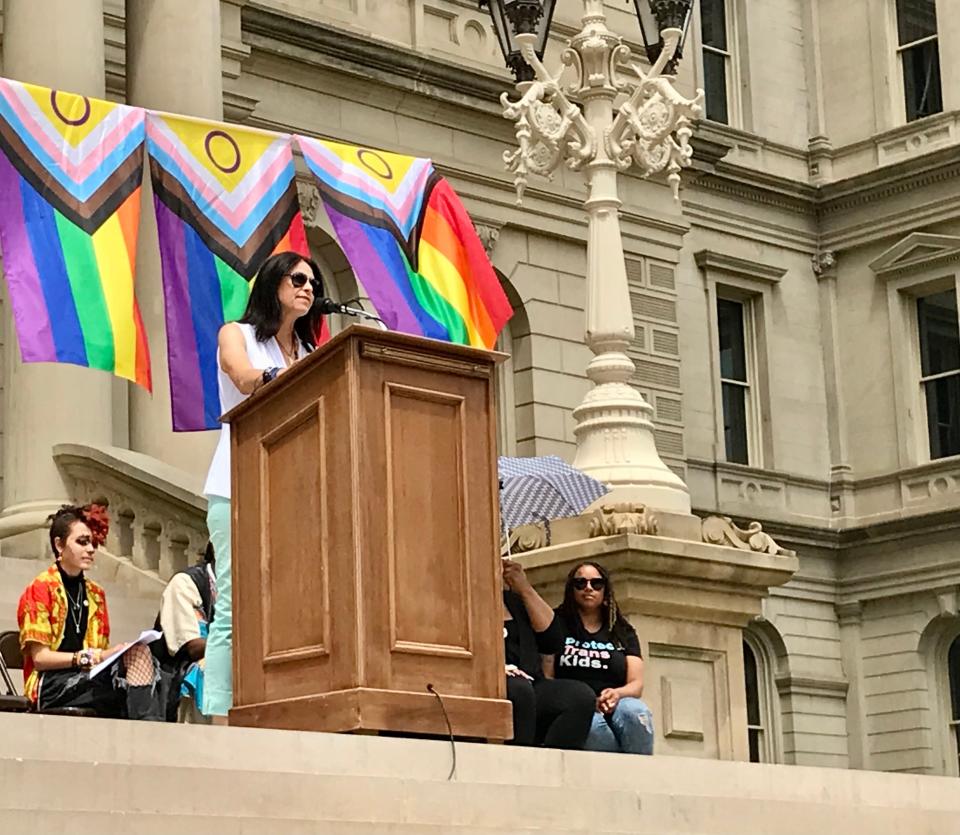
[917,289,960,459]
[743,640,765,763]
[896,0,943,122]
[948,635,960,775]
[717,298,751,464]
[700,0,730,124]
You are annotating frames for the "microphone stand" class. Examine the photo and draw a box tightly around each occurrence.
[319,298,388,331]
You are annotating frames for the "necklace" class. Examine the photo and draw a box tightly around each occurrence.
[64,581,86,635]
[278,337,298,366]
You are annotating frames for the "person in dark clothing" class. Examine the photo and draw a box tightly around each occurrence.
[547,561,654,755]
[502,558,595,749]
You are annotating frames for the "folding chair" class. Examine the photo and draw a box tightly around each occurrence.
[0,629,95,716]
[0,630,31,712]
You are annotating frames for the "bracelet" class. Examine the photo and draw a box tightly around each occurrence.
[261,367,280,386]
[72,651,80,669]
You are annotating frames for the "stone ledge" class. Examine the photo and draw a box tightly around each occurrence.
[53,443,205,510]
[3,712,960,834]
[516,533,798,628]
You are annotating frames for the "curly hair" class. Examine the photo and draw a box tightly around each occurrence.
[48,498,110,557]
[555,561,635,649]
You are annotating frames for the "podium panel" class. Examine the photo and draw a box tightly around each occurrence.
[228,327,511,740]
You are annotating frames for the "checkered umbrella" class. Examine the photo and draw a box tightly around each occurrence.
[497,455,609,532]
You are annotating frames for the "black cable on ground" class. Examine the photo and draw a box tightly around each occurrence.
[426,683,457,781]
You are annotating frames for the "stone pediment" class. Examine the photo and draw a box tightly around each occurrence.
[869,233,960,279]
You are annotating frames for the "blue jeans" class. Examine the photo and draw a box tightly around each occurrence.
[202,496,232,717]
[584,697,654,755]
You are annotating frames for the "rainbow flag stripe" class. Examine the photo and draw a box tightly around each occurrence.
[297,137,512,349]
[0,79,150,388]
[147,115,309,431]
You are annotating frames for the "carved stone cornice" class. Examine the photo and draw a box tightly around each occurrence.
[818,144,960,216]
[242,3,509,116]
[694,250,787,284]
[775,674,848,700]
[867,232,960,279]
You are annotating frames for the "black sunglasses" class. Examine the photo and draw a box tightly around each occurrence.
[572,577,606,591]
[286,272,319,291]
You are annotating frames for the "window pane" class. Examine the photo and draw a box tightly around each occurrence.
[748,728,762,764]
[902,39,943,122]
[917,290,959,376]
[743,641,761,726]
[700,0,728,50]
[703,50,729,124]
[956,725,960,774]
[924,375,960,459]
[722,382,749,464]
[949,636,960,722]
[896,0,938,45]
[718,299,746,381]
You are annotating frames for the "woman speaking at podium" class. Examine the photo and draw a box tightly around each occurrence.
[201,252,325,720]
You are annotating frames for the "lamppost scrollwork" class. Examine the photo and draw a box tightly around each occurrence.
[484,0,703,513]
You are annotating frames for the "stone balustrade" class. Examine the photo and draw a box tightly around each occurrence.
[53,443,208,582]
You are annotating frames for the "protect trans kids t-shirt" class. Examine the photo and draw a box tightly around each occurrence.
[554,616,642,696]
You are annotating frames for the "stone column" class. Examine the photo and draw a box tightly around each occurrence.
[836,601,869,770]
[0,0,117,552]
[124,0,223,476]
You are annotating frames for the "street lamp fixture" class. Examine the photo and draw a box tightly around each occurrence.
[479,0,557,82]
[634,0,694,74]
[482,0,703,513]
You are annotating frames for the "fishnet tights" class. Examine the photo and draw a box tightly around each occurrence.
[122,643,154,685]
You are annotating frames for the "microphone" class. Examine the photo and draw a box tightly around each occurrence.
[317,297,388,330]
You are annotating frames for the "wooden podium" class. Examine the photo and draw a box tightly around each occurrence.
[225,326,512,740]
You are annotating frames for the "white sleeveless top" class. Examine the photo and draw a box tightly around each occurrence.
[203,322,308,499]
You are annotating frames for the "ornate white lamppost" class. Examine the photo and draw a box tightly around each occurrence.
[482,0,703,513]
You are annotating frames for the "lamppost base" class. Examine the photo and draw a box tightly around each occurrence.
[572,379,692,514]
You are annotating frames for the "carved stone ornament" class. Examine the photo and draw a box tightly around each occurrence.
[505,521,550,554]
[296,179,322,227]
[701,515,795,557]
[473,222,502,256]
[587,503,659,537]
[811,250,837,277]
[500,25,702,204]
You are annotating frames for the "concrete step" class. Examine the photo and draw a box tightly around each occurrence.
[0,813,554,835]
[3,713,960,835]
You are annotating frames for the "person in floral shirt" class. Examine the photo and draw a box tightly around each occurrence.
[17,502,163,719]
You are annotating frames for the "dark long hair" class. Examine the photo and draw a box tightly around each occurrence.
[556,561,634,649]
[238,251,325,349]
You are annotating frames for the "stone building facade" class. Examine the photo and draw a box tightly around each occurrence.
[0,0,959,777]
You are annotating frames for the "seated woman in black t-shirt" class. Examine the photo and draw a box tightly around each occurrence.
[545,561,654,755]
[502,558,595,749]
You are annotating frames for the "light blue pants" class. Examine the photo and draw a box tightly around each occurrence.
[202,496,232,717]
[584,697,655,755]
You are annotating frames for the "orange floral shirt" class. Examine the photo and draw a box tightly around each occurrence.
[17,565,110,702]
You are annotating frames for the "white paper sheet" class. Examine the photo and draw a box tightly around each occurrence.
[88,629,162,678]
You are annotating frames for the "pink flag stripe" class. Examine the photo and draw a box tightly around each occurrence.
[298,138,431,224]
[147,127,294,226]
[0,85,143,184]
